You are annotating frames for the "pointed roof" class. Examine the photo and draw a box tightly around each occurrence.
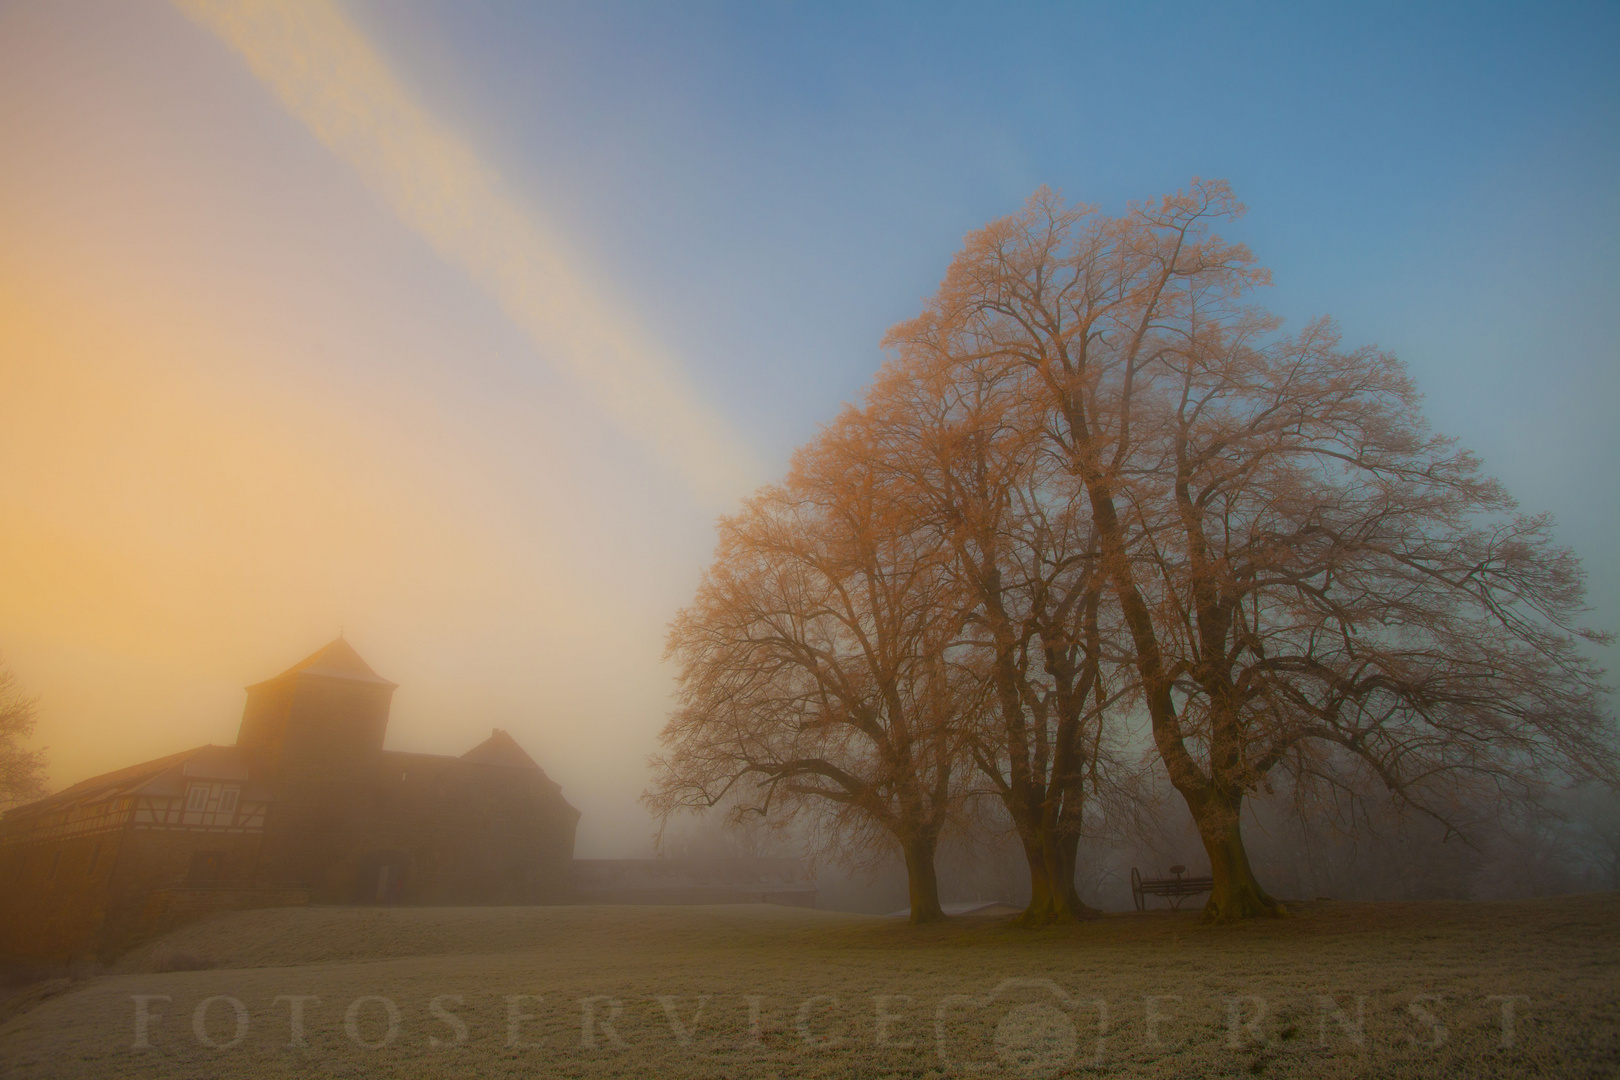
[1,744,265,825]
[246,637,397,691]
[459,728,542,770]
[22,749,194,809]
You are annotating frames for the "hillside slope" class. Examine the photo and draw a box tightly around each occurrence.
[2,894,1615,1078]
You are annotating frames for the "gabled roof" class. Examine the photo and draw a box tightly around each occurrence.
[459,728,541,770]
[25,749,194,808]
[0,744,264,824]
[182,744,252,781]
[246,637,397,691]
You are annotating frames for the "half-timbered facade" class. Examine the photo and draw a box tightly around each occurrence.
[0,640,578,963]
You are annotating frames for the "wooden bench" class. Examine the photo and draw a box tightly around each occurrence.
[1131,865,1214,911]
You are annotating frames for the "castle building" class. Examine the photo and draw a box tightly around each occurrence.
[0,639,579,963]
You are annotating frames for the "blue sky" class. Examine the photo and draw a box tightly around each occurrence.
[2,0,1615,852]
[352,1,1619,448]
[357,1,1620,607]
[367,0,1620,604]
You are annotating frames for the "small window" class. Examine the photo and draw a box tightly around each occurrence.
[87,841,102,876]
[48,849,62,879]
[217,786,240,815]
[185,784,210,813]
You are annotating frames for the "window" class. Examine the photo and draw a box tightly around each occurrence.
[48,849,61,879]
[185,784,210,813]
[87,841,102,876]
[217,786,240,815]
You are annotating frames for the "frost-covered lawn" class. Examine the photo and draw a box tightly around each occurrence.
[2,894,1615,1078]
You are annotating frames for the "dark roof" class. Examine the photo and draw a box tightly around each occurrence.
[28,750,193,807]
[384,739,572,810]
[0,744,263,823]
[459,728,542,770]
[246,637,397,691]
[182,744,252,781]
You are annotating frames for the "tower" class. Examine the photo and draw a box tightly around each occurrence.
[236,638,397,896]
[236,637,396,778]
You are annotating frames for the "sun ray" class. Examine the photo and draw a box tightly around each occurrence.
[173,0,761,506]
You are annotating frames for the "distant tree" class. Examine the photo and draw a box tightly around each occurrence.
[886,181,1618,921]
[1560,783,1620,892]
[647,412,972,923]
[0,659,48,810]
[656,790,795,862]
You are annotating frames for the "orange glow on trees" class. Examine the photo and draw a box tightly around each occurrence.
[650,413,972,923]
[0,660,47,811]
[854,350,1128,925]
[658,182,1619,926]
[888,182,1617,921]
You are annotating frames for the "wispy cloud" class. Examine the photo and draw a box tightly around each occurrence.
[174,0,760,505]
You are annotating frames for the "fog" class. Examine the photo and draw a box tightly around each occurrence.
[0,1,751,856]
[2,0,1615,874]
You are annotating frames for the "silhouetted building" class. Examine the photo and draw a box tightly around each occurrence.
[0,639,579,963]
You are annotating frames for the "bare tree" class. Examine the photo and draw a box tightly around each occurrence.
[0,658,48,811]
[647,411,971,923]
[858,350,1130,923]
[1559,783,1620,892]
[886,182,1617,921]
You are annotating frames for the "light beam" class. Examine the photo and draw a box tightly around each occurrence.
[174,0,761,505]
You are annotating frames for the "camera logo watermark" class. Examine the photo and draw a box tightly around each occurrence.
[127,983,1528,1073]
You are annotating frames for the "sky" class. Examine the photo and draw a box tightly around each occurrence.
[1,0,1616,856]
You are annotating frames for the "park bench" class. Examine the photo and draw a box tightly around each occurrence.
[1131,865,1214,911]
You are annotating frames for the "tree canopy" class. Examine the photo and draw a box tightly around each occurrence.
[649,411,971,921]
[0,659,48,811]
[650,181,1617,924]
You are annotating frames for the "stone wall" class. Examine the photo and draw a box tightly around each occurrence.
[95,827,269,960]
[113,885,309,955]
[337,752,579,905]
[0,829,123,964]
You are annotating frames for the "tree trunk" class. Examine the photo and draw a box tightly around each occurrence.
[1054,816,1099,919]
[1016,821,1099,925]
[1017,834,1070,925]
[1190,790,1285,923]
[902,835,945,924]
[1053,766,1099,919]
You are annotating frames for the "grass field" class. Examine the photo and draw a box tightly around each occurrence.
[0,893,1615,1078]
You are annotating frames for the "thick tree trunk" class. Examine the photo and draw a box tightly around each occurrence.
[1016,821,1100,925]
[1017,835,1070,925]
[1189,790,1285,923]
[1053,767,1099,919]
[1055,817,1099,918]
[902,835,946,924]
